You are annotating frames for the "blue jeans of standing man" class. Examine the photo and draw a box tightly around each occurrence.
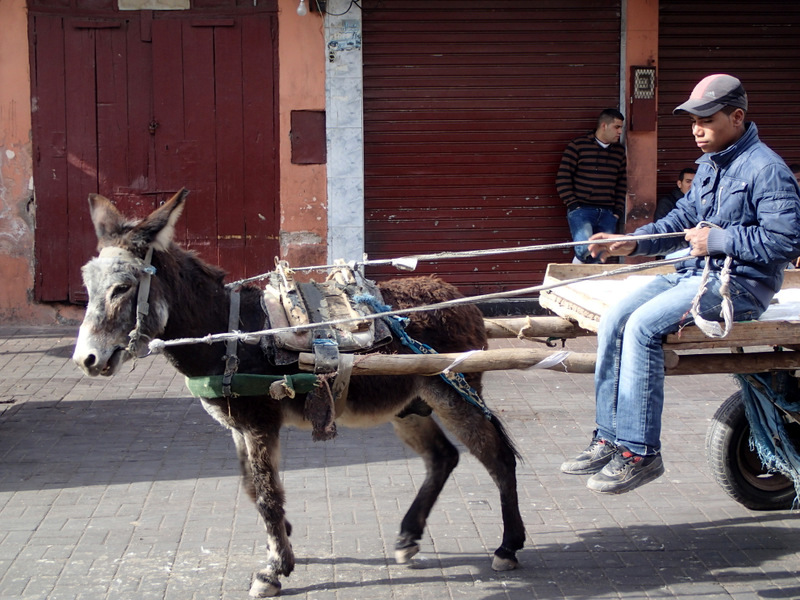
[567,206,618,263]
[594,270,765,455]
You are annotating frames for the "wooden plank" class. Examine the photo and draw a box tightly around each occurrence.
[214,18,246,281]
[95,25,129,203]
[298,347,598,375]
[151,19,189,242]
[31,15,70,301]
[64,22,99,302]
[123,13,156,218]
[667,351,800,376]
[663,321,800,350]
[484,316,592,339]
[295,347,800,378]
[179,20,219,268]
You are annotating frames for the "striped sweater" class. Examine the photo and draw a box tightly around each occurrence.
[555,132,627,218]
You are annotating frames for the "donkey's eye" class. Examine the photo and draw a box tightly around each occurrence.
[110,284,132,300]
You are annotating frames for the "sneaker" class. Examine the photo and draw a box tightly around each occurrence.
[586,446,665,494]
[560,436,617,474]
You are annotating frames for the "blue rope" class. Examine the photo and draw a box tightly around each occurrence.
[354,294,493,419]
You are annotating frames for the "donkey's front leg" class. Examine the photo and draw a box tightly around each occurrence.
[243,427,294,598]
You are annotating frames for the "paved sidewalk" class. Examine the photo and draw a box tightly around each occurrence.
[1,325,799,600]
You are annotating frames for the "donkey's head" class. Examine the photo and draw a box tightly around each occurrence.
[72,189,188,376]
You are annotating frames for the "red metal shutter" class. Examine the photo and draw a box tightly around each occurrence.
[657,1,800,197]
[363,0,621,295]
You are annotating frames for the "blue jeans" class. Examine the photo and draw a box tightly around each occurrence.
[566,206,618,263]
[594,271,765,455]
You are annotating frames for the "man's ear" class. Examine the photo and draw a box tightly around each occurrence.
[731,108,746,127]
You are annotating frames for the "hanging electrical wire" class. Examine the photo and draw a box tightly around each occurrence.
[318,0,361,16]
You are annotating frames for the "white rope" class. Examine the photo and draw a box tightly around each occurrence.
[690,255,734,338]
[440,349,481,375]
[149,255,688,352]
[527,350,572,370]
[685,222,734,338]
[226,231,686,285]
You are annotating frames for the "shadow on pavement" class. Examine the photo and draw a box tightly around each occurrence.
[472,514,800,599]
[282,515,800,599]
[0,398,413,493]
[0,397,235,492]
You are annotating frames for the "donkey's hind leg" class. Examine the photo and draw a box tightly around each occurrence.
[421,384,525,571]
[391,412,460,564]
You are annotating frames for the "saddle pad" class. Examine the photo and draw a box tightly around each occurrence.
[262,265,392,353]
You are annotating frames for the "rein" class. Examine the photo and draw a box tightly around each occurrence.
[150,254,692,352]
[102,230,733,355]
[231,231,687,282]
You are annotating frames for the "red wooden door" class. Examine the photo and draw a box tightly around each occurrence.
[29,4,279,303]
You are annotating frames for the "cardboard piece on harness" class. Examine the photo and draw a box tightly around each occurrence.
[262,265,392,353]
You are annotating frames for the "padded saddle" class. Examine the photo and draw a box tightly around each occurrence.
[262,262,392,358]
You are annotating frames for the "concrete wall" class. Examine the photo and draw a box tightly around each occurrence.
[325,0,364,264]
[278,0,329,269]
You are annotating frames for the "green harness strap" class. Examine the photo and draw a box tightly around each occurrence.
[185,373,319,398]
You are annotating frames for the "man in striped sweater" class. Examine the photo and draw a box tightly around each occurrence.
[556,109,627,263]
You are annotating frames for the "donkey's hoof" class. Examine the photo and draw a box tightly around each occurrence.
[491,554,519,572]
[250,572,281,597]
[395,543,420,565]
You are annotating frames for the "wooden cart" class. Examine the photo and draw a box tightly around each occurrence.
[536,263,800,510]
[297,264,800,510]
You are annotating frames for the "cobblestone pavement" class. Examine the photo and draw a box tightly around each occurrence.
[1,326,798,600]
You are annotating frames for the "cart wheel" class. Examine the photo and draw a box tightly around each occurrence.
[706,391,796,511]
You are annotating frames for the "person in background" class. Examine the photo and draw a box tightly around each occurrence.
[556,108,627,264]
[560,74,800,494]
[654,167,696,221]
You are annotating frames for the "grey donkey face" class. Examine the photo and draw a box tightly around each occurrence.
[72,189,187,377]
[73,254,167,376]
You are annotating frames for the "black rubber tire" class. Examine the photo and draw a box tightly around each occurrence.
[706,390,797,511]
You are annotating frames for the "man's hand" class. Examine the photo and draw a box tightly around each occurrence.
[587,233,636,262]
[684,226,710,256]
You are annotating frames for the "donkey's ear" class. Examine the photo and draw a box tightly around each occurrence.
[88,193,126,241]
[133,188,189,250]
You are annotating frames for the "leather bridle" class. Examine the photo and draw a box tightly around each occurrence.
[97,245,156,358]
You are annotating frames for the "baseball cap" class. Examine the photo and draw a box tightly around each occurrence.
[673,74,748,117]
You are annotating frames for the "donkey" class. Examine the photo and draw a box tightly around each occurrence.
[72,190,525,597]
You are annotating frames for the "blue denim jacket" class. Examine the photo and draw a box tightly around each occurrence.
[633,122,800,308]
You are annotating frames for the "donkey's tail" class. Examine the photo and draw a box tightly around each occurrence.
[489,412,522,461]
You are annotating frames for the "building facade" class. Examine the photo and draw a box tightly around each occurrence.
[1,0,799,323]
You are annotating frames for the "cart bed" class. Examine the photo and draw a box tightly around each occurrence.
[540,263,800,355]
